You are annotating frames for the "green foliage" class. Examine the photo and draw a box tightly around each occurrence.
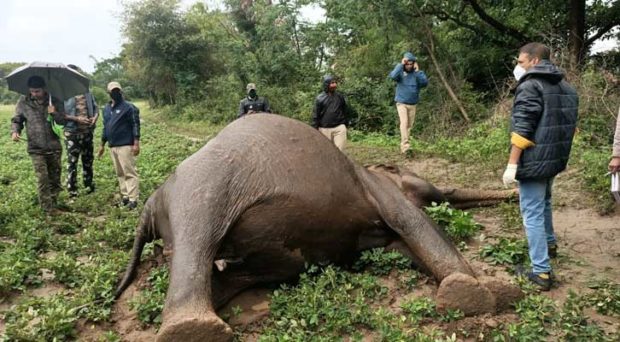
[123,0,213,105]
[584,279,620,316]
[557,291,607,340]
[46,252,81,288]
[400,297,437,323]
[260,264,387,340]
[573,141,616,212]
[424,202,482,242]
[492,290,618,341]
[130,265,170,326]
[479,237,529,266]
[0,103,188,338]
[0,62,26,104]
[497,202,523,231]
[418,121,508,168]
[3,295,78,341]
[504,294,557,341]
[0,242,41,293]
[353,247,412,276]
[348,129,399,147]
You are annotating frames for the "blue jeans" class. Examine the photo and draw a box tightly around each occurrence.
[519,177,556,274]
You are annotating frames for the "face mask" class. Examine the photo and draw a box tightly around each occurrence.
[248,89,257,99]
[513,65,526,81]
[110,91,123,102]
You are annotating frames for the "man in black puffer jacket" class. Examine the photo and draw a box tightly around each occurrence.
[502,43,578,291]
[311,75,349,151]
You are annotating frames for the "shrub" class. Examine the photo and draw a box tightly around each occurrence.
[424,202,482,242]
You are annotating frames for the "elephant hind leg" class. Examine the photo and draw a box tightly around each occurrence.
[158,212,235,341]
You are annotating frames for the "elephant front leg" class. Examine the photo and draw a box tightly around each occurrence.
[362,171,521,315]
[156,237,233,342]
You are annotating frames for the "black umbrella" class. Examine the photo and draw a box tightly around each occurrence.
[5,61,89,101]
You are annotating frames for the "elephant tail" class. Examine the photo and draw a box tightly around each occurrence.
[114,198,157,299]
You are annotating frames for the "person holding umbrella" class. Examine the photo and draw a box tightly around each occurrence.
[11,75,66,213]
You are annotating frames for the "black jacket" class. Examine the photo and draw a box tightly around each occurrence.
[311,75,348,129]
[511,60,578,180]
[238,96,271,118]
[102,99,140,147]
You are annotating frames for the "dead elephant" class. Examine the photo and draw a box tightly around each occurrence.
[115,114,521,342]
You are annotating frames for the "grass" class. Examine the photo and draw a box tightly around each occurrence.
[0,104,618,340]
[0,103,203,340]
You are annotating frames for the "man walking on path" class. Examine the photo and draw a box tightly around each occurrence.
[502,43,578,291]
[311,75,349,151]
[98,81,141,210]
[238,83,271,118]
[64,64,98,197]
[11,76,66,213]
[389,52,428,156]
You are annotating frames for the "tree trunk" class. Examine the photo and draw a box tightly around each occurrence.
[568,0,586,68]
[425,43,471,122]
[412,3,470,122]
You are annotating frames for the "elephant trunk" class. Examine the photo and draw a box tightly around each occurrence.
[440,188,518,209]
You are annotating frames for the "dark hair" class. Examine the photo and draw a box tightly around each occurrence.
[519,43,550,60]
[27,75,46,88]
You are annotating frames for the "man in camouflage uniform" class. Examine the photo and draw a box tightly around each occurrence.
[64,64,98,197]
[11,76,66,213]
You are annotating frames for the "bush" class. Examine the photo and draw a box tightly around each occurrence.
[424,202,482,242]
[353,248,412,276]
[479,237,529,266]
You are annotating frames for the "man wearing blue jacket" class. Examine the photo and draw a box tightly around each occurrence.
[97,81,141,209]
[389,52,428,155]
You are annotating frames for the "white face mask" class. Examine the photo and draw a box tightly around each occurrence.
[513,65,526,81]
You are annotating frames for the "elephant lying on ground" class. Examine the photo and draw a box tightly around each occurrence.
[115,114,520,342]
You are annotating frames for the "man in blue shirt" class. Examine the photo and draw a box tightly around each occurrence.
[389,52,428,156]
[97,81,141,209]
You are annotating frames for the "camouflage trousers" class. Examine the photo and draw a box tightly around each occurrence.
[30,152,62,211]
[65,132,95,195]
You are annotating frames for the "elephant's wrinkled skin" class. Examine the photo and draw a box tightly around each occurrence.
[116,114,520,342]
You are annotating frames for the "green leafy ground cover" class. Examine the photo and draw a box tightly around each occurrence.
[0,104,618,341]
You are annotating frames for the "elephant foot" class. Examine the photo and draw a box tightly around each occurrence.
[156,311,233,342]
[436,273,524,316]
[478,276,524,312]
[436,272,496,316]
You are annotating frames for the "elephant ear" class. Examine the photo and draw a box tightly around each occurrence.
[366,163,400,174]
[366,164,404,190]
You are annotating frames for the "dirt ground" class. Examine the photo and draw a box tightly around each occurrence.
[2,156,618,341]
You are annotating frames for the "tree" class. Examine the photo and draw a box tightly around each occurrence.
[122,0,213,105]
[0,62,26,104]
[428,0,620,67]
